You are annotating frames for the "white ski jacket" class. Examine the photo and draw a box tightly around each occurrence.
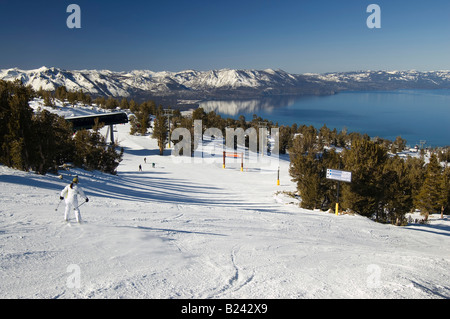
[61,183,87,206]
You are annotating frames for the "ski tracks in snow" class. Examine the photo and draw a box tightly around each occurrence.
[207,245,255,298]
[170,238,255,298]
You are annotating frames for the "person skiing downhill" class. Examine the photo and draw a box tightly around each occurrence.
[60,176,89,223]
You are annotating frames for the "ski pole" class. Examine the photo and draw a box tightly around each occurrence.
[55,199,63,212]
[74,200,88,210]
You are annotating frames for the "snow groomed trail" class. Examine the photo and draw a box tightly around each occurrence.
[0,118,449,299]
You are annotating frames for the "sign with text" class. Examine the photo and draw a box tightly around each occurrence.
[326,169,352,183]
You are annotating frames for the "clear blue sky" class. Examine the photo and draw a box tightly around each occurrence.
[1,0,449,74]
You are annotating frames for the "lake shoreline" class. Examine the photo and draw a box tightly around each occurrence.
[199,89,450,147]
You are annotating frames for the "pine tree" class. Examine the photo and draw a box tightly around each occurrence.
[438,148,450,163]
[290,152,321,209]
[105,97,118,110]
[138,101,154,135]
[55,86,68,101]
[288,129,342,210]
[321,149,343,210]
[383,156,414,225]
[391,136,407,154]
[72,129,123,174]
[0,80,122,175]
[30,110,74,174]
[440,166,450,218]
[82,92,92,105]
[414,154,443,221]
[341,138,388,220]
[152,113,168,156]
[0,80,34,171]
[404,156,426,201]
[336,127,348,147]
[67,91,78,106]
[119,98,129,109]
[42,91,54,108]
[129,99,138,113]
[279,125,293,154]
[0,80,11,164]
[192,107,207,122]
[99,144,124,174]
[73,130,95,169]
[129,101,155,135]
[94,97,106,108]
[319,124,332,147]
[289,148,341,210]
[206,110,224,131]
[238,115,247,129]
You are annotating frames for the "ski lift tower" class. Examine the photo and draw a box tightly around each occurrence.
[163,109,174,148]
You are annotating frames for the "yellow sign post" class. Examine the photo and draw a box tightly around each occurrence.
[326,168,352,216]
[277,166,280,186]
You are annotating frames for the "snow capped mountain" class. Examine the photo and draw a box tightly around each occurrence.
[315,70,450,90]
[0,67,130,97]
[2,66,450,99]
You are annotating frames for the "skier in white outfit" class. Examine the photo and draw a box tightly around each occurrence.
[60,176,89,223]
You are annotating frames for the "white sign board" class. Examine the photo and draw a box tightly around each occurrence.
[326,169,352,183]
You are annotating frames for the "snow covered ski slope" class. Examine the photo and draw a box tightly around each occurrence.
[0,118,449,299]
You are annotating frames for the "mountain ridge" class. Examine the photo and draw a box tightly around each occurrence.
[2,66,450,100]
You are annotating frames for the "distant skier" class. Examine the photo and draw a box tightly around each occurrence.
[60,176,89,223]
[139,164,142,171]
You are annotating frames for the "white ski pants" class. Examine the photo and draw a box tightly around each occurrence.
[64,201,81,223]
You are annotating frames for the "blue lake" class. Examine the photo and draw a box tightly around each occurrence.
[199,89,450,147]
